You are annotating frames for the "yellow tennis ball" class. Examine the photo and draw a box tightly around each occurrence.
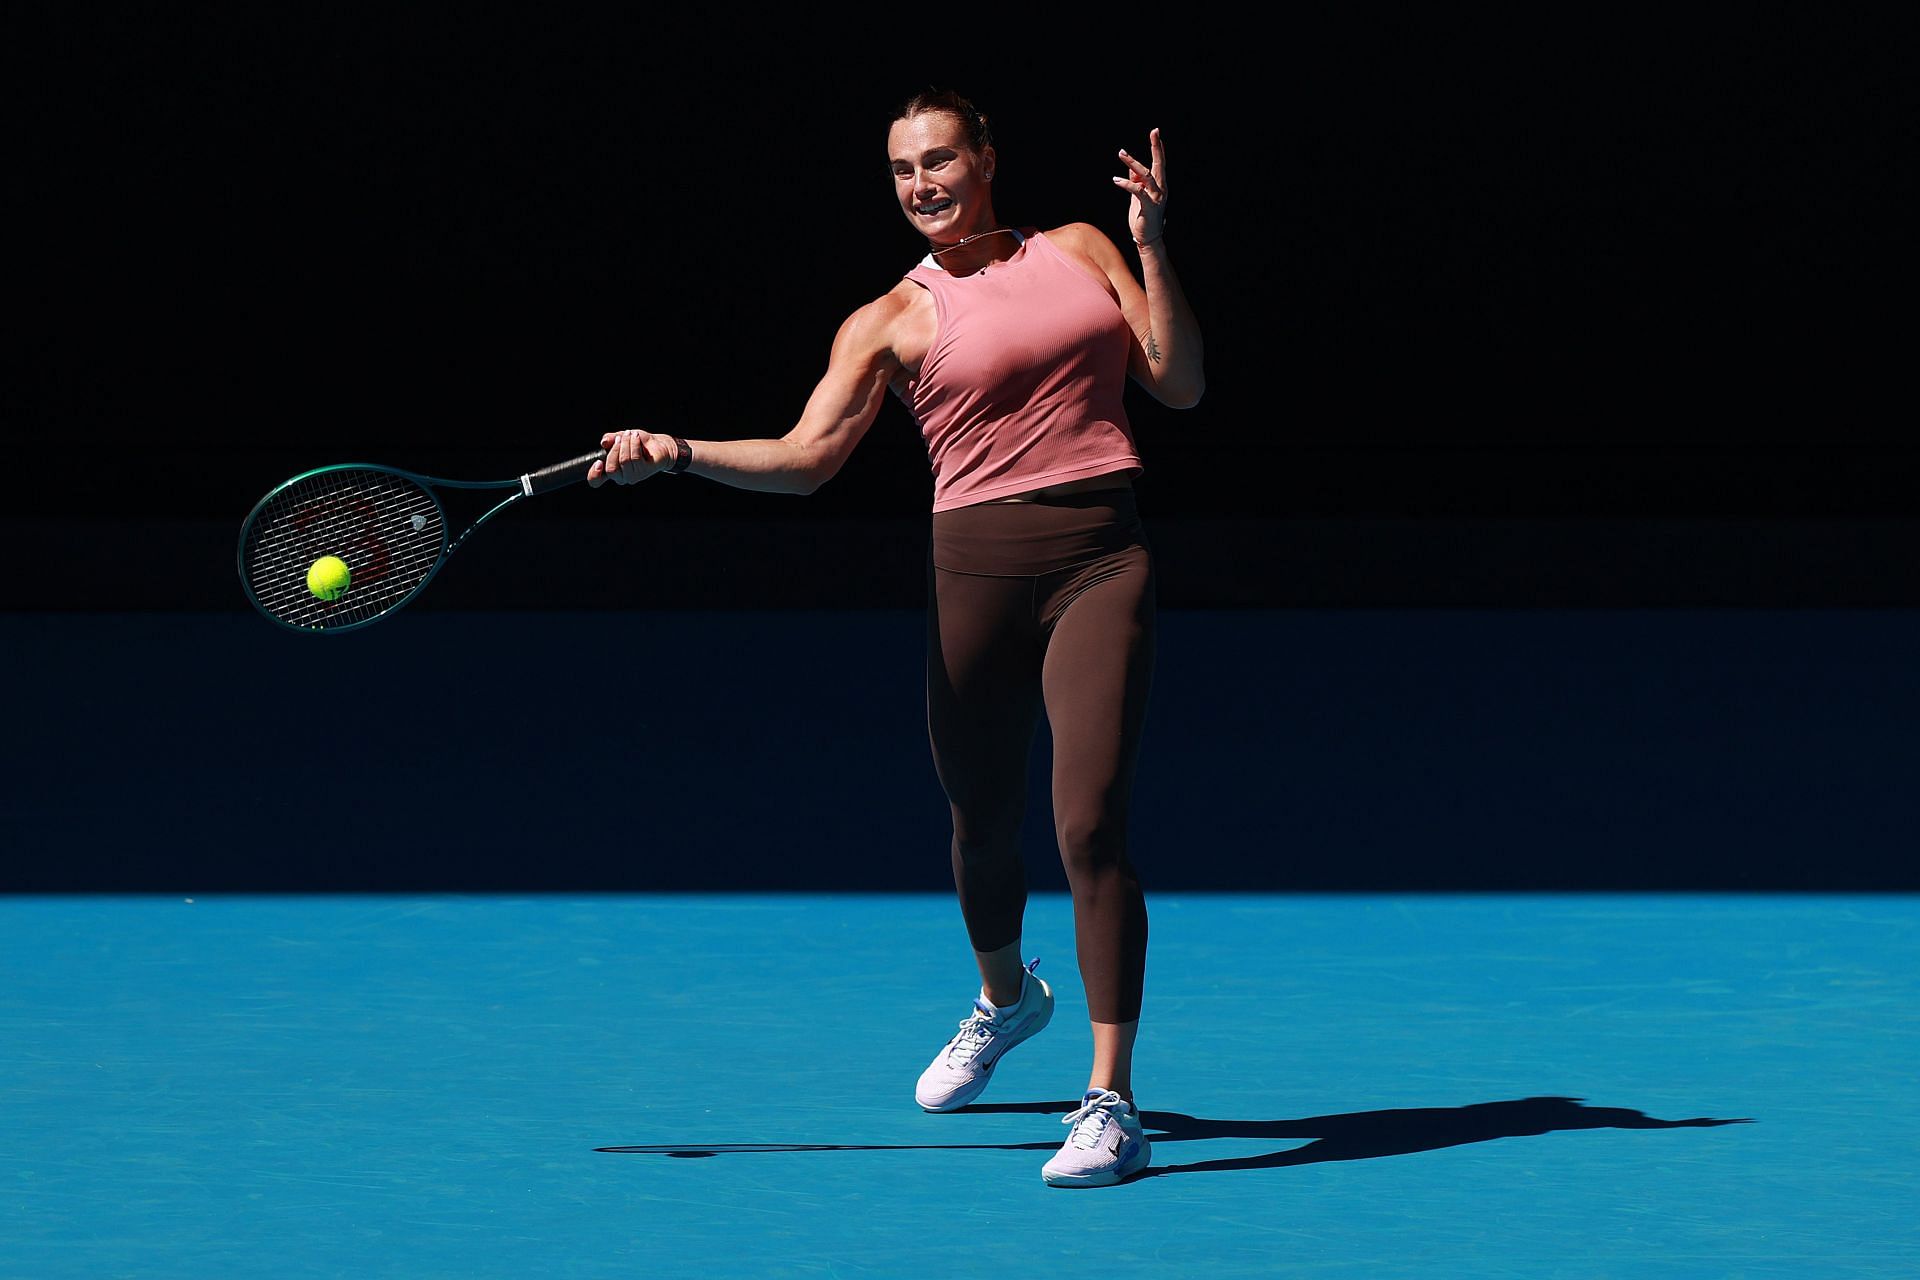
[307,555,351,601]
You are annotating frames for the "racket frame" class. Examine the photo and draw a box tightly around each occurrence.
[236,450,603,635]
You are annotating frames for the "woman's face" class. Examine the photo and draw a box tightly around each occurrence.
[887,110,995,245]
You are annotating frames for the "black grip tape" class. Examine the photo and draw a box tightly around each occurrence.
[524,450,609,496]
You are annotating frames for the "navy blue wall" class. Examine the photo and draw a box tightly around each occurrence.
[8,607,1915,892]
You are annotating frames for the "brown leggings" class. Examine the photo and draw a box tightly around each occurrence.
[925,488,1154,1024]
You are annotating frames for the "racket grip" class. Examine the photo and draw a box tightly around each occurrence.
[522,450,610,496]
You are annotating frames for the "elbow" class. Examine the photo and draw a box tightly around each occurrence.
[1163,373,1206,411]
[1181,369,1206,408]
[799,454,839,495]
[787,440,833,495]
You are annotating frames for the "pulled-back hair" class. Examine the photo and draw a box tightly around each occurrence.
[893,88,993,153]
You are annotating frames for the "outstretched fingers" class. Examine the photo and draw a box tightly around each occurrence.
[1113,127,1169,246]
[1113,127,1166,201]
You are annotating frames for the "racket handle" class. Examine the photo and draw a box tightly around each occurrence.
[521,450,610,496]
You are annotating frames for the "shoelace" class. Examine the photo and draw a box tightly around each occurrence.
[945,959,1041,1066]
[1060,1089,1128,1149]
[945,999,1000,1065]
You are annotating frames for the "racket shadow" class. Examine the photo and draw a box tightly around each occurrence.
[595,1096,1752,1177]
[596,1099,1091,1158]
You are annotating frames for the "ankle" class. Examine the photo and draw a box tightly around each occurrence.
[976,944,1029,1009]
[983,975,1025,1009]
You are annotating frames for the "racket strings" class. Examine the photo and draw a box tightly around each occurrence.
[241,469,444,630]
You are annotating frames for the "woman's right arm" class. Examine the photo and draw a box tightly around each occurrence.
[588,295,905,494]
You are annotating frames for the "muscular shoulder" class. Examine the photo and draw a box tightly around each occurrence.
[837,281,927,358]
[834,278,937,379]
[1038,221,1130,301]
[1042,222,1126,273]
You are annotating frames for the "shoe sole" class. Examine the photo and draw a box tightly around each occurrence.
[916,977,1055,1112]
[1042,1137,1151,1188]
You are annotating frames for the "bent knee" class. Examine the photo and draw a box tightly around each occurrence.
[1055,810,1131,874]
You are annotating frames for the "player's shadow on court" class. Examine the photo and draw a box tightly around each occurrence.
[596,1096,1751,1178]
[1121,1095,1752,1179]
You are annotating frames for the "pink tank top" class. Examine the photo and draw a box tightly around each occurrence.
[902,228,1143,511]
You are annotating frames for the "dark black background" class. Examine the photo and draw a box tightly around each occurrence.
[17,10,1913,552]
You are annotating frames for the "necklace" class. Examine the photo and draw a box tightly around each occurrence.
[929,226,1016,256]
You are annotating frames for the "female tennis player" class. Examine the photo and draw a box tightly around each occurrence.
[587,88,1203,1186]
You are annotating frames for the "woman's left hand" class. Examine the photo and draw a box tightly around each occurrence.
[1113,127,1168,245]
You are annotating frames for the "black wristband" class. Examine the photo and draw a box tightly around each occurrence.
[665,436,692,474]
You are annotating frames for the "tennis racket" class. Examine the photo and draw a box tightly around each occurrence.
[236,448,608,633]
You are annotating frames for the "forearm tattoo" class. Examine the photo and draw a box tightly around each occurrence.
[1145,333,1162,364]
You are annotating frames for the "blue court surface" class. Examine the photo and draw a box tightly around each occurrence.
[5,891,1917,1277]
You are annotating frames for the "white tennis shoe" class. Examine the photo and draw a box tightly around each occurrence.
[914,958,1053,1112]
[1041,1088,1150,1187]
